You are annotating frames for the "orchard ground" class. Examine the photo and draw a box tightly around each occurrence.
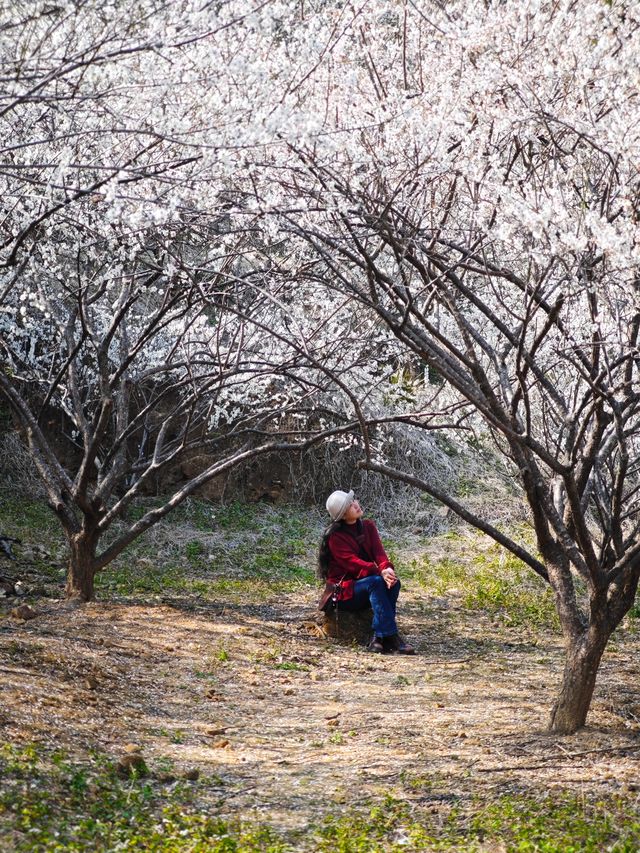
[1,497,640,851]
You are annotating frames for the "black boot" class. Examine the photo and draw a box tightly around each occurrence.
[367,635,385,653]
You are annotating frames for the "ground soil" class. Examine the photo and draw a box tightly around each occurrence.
[1,578,640,833]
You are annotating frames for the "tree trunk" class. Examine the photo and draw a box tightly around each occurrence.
[65,531,98,602]
[548,628,609,734]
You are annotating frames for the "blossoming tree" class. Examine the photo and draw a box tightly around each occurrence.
[0,1,367,600]
[253,0,640,733]
[3,0,640,734]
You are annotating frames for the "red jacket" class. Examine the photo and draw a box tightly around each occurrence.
[327,519,393,601]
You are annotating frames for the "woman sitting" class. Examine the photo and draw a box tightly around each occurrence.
[318,489,415,654]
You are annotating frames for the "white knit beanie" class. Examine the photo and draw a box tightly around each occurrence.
[326,489,355,521]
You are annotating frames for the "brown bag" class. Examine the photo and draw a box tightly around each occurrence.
[318,581,339,613]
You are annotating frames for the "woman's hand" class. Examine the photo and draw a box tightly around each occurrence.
[381,567,398,588]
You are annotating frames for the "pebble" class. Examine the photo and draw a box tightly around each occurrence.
[183,768,200,781]
[116,749,148,777]
[11,604,37,620]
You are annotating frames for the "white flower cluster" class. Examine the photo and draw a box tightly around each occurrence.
[2,0,639,485]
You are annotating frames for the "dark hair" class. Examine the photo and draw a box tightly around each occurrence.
[317,521,341,580]
[318,518,365,580]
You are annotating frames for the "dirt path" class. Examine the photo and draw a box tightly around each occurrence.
[2,586,640,831]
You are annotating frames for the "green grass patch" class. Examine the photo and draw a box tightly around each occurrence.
[0,744,290,852]
[96,566,314,603]
[125,496,218,530]
[92,498,319,600]
[0,494,62,541]
[405,536,559,630]
[209,501,310,540]
[463,792,640,853]
[2,745,640,852]
[310,791,640,852]
[274,660,309,672]
[211,500,262,531]
[185,539,206,564]
[464,565,558,629]
[95,562,186,596]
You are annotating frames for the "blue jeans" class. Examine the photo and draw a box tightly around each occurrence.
[337,575,400,637]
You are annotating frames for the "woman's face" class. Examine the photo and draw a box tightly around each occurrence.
[342,498,363,523]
